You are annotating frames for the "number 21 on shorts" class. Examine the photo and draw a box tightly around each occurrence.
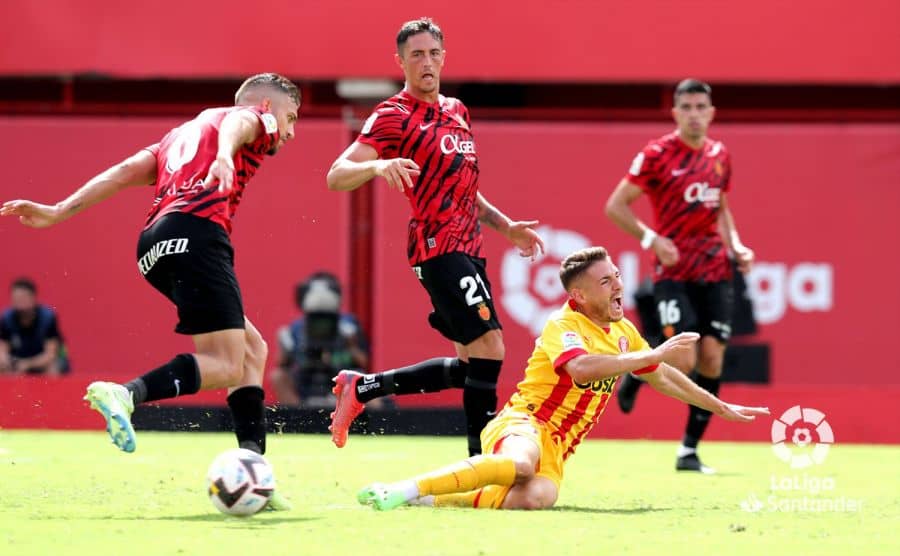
[459,274,491,306]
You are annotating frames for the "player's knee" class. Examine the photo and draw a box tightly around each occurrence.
[469,330,505,360]
[510,455,537,483]
[696,352,723,377]
[505,480,558,510]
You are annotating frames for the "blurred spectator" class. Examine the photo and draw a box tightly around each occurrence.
[0,277,69,375]
[270,272,373,408]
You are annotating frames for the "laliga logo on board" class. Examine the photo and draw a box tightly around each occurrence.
[771,405,834,469]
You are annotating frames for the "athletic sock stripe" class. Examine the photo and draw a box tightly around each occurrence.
[464,377,496,390]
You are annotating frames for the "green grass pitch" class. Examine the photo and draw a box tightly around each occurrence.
[0,431,896,555]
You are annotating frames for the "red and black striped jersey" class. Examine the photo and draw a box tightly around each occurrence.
[143,106,279,234]
[625,132,733,282]
[357,90,482,265]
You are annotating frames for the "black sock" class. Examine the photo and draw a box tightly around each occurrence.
[125,354,200,404]
[355,357,467,402]
[682,372,721,449]
[464,358,502,456]
[227,386,267,455]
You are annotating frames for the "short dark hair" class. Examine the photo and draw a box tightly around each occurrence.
[235,73,301,105]
[559,247,609,291]
[396,17,444,53]
[674,78,712,104]
[10,277,36,295]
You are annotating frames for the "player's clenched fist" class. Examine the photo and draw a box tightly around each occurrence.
[374,158,421,192]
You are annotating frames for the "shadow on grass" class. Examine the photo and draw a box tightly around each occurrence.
[551,505,670,514]
[73,514,321,525]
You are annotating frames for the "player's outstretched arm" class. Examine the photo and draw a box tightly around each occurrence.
[642,364,769,422]
[475,193,545,260]
[565,332,699,383]
[0,149,158,228]
[327,142,420,193]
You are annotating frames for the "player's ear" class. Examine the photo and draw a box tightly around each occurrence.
[708,105,716,122]
[261,98,272,111]
[394,52,404,69]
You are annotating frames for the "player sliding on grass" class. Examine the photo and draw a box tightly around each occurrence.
[357,247,769,510]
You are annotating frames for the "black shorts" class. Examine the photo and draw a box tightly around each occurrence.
[137,213,245,335]
[653,280,734,343]
[414,252,502,345]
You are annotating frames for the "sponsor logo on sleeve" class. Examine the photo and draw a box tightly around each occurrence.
[260,113,278,135]
[629,152,645,176]
[361,112,378,135]
[561,331,584,350]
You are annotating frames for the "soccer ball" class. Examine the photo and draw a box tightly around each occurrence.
[206,448,275,516]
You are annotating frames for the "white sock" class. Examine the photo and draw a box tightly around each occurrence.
[408,495,435,507]
[677,445,696,458]
[395,480,420,502]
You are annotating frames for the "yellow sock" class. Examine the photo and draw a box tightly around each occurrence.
[434,485,512,509]
[415,455,516,496]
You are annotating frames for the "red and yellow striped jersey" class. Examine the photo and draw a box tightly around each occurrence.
[504,300,656,460]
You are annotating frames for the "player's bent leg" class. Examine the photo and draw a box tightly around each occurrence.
[84,381,136,453]
[500,476,559,510]
[192,328,247,390]
[329,357,469,448]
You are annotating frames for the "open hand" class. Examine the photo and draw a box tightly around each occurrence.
[716,403,770,423]
[507,220,545,261]
[652,332,700,366]
[0,200,63,228]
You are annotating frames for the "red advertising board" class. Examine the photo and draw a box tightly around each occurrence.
[1,0,898,83]
[0,116,350,404]
[372,121,900,408]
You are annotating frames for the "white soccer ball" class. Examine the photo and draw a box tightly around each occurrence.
[206,448,275,516]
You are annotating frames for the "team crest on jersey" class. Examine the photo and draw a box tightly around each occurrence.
[260,113,278,134]
[663,325,675,338]
[618,336,629,353]
[477,303,491,321]
[561,331,584,350]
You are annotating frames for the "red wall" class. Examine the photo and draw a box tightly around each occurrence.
[1,0,898,83]
[0,117,350,405]
[2,117,899,441]
[374,121,900,396]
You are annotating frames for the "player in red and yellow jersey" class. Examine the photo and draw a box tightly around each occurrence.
[326,18,543,456]
[606,79,756,473]
[356,247,769,511]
